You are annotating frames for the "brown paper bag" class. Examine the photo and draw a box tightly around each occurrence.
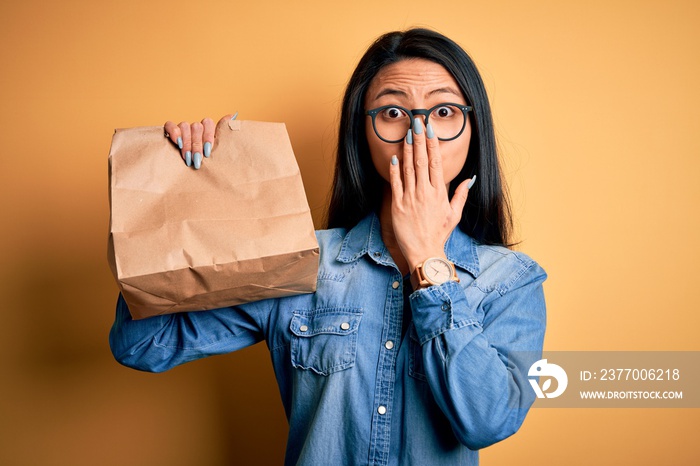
[107,119,319,320]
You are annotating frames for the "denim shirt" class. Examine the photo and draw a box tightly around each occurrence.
[110,213,547,466]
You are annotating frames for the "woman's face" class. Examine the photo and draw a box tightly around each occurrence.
[364,58,471,185]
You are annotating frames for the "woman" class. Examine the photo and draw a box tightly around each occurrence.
[110,28,546,465]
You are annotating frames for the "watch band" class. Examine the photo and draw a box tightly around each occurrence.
[409,266,427,291]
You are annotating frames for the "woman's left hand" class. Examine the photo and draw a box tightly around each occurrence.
[389,118,473,272]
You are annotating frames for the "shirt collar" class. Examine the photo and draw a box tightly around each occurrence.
[336,212,481,277]
[444,223,480,277]
[336,213,388,266]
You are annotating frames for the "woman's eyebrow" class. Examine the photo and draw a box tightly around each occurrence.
[373,88,409,100]
[372,86,462,102]
[427,87,462,98]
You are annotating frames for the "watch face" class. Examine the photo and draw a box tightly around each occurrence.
[423,258,453,285]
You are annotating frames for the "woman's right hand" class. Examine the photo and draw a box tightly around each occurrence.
[164,114,235,169]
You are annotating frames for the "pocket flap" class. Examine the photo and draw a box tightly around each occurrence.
[290,309,362,337]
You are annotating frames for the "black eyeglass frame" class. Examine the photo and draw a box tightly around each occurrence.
[365,102,473,143]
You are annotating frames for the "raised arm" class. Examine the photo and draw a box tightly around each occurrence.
[410,258,546,449]
[109,294,269,373]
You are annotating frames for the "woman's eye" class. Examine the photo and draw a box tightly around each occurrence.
[434,106,455,118]
[381,107,406,119]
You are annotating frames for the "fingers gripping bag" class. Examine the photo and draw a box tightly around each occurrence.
[107,118,319,320]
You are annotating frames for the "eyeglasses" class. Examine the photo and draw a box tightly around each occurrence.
[366,102,473,143]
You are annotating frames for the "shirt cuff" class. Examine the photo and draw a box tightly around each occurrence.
[409,280,480,345]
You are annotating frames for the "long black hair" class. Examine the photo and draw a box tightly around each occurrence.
[326,28,513,247]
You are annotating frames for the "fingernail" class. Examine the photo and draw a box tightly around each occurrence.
[467,175,477,189]
[231,112,238,120]
[413,117,423,135]
[426,123,435,139]
[177,137,183,149]
[194,152,202,170]
[406,129,413,145]
[204,141,212,158]
[185,151,192,167]
[391,155,398,166]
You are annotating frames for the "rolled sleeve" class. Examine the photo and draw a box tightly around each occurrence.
[409,280,480,345]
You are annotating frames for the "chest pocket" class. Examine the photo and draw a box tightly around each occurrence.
[290,308,363,376]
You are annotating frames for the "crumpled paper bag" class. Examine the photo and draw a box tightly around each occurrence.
[107,118,319,319]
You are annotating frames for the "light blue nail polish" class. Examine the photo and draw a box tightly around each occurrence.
[426,123,435,139]
[185,151,192,167]
[391,155,398,166]
[204,141,212,158]
[467,175,477,189]
[406,129,413,145]
[194,152,202,170]
[177,137,183,149]
[413,117,423,135]
[231,112,238,120]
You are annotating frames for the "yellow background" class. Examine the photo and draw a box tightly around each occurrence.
[1,0,698,464]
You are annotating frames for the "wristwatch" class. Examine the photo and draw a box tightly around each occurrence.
[410,257,460,290]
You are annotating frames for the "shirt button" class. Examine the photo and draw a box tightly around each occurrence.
[374,252,381,258]
[441,303,450,312]
[377,405,387,415]
[385,340,394,350]
[340,322,350,331]
[392,281,400,289]
[299,325,309,332]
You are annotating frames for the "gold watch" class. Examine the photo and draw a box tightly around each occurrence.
[410,257,460,290]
